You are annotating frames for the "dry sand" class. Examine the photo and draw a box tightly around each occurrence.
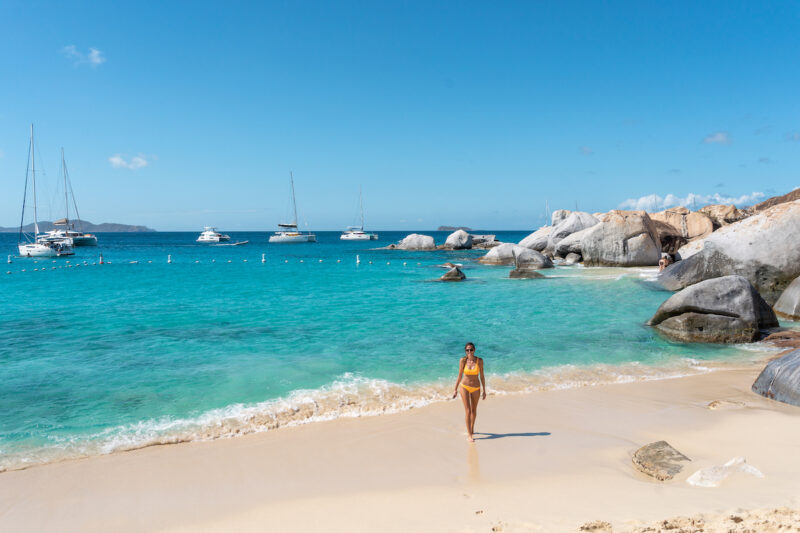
[1,366,800,532]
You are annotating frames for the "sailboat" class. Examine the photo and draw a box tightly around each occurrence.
[38,148,98,246]
[18,125,74,257]
[340,187,378,240]
[269,172,316,243]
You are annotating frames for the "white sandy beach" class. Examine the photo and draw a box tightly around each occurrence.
[1,365,800,532]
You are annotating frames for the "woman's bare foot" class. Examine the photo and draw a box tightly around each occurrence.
[467,435,475,443]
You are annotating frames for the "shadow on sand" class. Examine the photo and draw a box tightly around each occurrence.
[473,431,551,440]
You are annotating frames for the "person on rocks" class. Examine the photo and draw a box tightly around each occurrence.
[452,342,486,442]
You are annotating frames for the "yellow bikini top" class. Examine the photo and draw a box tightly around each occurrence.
[463,360,480,375]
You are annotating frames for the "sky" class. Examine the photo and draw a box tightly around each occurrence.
[0,1,798,231]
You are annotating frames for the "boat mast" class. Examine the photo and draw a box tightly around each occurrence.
[62,148,70,226]
[290,171,298,227]
[31,124,39,236]
[359,186,365,231]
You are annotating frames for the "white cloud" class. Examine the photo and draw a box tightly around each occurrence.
[619,191,765,211]
[703,131,730,144]
[109,154,148,170]
[62,45,106,67]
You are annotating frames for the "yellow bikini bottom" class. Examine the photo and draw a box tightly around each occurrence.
[461,383,480,393]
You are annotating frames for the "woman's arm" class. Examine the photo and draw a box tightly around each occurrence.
[479,358,487,400]
[452,357,465,398]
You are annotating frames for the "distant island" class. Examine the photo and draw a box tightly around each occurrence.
[437,226,472,231]
[0,220,156,233]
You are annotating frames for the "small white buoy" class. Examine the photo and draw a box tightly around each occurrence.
[417,262,421,265]
[319,259,323,263]
[167,255,172,264]
[356,255,361,265]
[285,259,289,263]
[227,259,232,263]
[34,268,38,271]
[243,259,248,262]
[403,262,407,266]
[212,259,215,263]
[386,262,390,265]
[300,259,304,263]
[21,269,26,272]
[92,262,96,265]
[337,259,341,263]
[6,255,11,264]
[195,260,200,263]
[6,271,11,274]
[99,253,104,264]
[130,261,138,264]
[52,267,56,270]
[261,253,266,263]
[369,261,373,264]
[65,260,69,264]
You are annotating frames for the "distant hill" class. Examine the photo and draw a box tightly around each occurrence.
[0,220,156,233]
[437,226,472,231]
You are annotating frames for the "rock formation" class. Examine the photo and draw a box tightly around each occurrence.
[554,225,597,258]
[442,229,472,250]
[657,200,800,304]
[387,234,436,250]
[546,212,599,251]
[479,243,553,268]
[752,348,800,407]
[650,206,714,242]
[581,210,661,267]
[518,226,551,251]
[648,276,778,343]
[551,209,571,226]
[651,219,687,254]
[439,266,466,281]
[698,204,747,229]
[774,276,800,320]
[632,441,691,481]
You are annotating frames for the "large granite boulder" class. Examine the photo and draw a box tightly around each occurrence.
[651,207,714,242]
[752,349,800,407]
[648,276,779,343]
[479,243,553,268]
[632,441,691,481]
[518,226,551,251]
[698,204,748,230]
[442,229,472,250]
[564,252,581,265]
[551,209,571,226]
[546,212,600,251]
[774,276,800,320]
[657,200,800,305]
[675,238,705,261]
[394,233,435,250]
[652,219,687,254]
[581,210,662,267]
[554,225,597,257]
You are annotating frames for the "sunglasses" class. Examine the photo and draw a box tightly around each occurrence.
[465,347,475,351]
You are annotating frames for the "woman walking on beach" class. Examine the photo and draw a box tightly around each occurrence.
[453,342,486,442]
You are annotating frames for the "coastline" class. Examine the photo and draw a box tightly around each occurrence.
[2,364,800,532]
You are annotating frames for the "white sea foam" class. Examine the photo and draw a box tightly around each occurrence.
[0,350,773,473]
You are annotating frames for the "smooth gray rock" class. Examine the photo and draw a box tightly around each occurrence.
[774,276,800,320]
[509,269,545,279]
[442,229,472,250]
[648,275,779,343]
[564,252,581,265]
[518,226,551,251]
[554,225,598,257]
[657,200,800,305]
[551,209,571,226]
[547,212,600,251]
[479,243,553,268]
[394,233,435,250]
[581,210,662,267]
[632,441,691,481]
[752,349,800,407]
[439,266,466,281]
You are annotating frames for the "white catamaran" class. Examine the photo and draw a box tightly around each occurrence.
[269,172,316,243]
[18,125,74,258]
[38,148,98,247]
[340,187,378,240]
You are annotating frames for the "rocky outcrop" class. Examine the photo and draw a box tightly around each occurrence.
[442,229,472,250]
[652,219,687,254]
[551,209,571,226]
[581,210,661,267]
[518,226,551,251]
[553,225,596,257]
[479,243,553,268]
[470,234,496,246]
[698,204,747,229]
[439,266,466,281]
[774,276,800,320]
[387,234,435,250]
[648,276,778,343]
[752,349,800,407]
[546,212,599,251]
[750,188,800,213]
[564,252,581,265]
[651,207,714,243]
[675,238,705,260]
[657,200,800,304]
[632,441,691,481]
[509,268,545,279]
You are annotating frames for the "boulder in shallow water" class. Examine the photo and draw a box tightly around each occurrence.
[656,200,800,305]
[509,267,545,278]
[442,229,472,250]
[394,233,435,250]
[581,210,662,266]
[752,349,800,407]
[554,225,597,257]
[547,212,600,251]
[564,252,581,265]
[439,266,466,281]
[632,440,691,481]
[518,226,551,251]
[479,243,553,268]
[774,276,800,320]
[648,275,778,343]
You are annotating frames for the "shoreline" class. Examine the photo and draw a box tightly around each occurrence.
[2,364,800,532]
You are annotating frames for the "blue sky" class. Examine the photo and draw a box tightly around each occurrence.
[1,1,798,231]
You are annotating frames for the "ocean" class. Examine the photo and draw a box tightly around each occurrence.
[0,230,775,470]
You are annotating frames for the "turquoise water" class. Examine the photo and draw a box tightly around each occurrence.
[0,231,767,469]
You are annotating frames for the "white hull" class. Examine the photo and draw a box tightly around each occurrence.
[269,233,316,243]
[340,232,378,240]
[197,236,230,243]
[18,242,73,257]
